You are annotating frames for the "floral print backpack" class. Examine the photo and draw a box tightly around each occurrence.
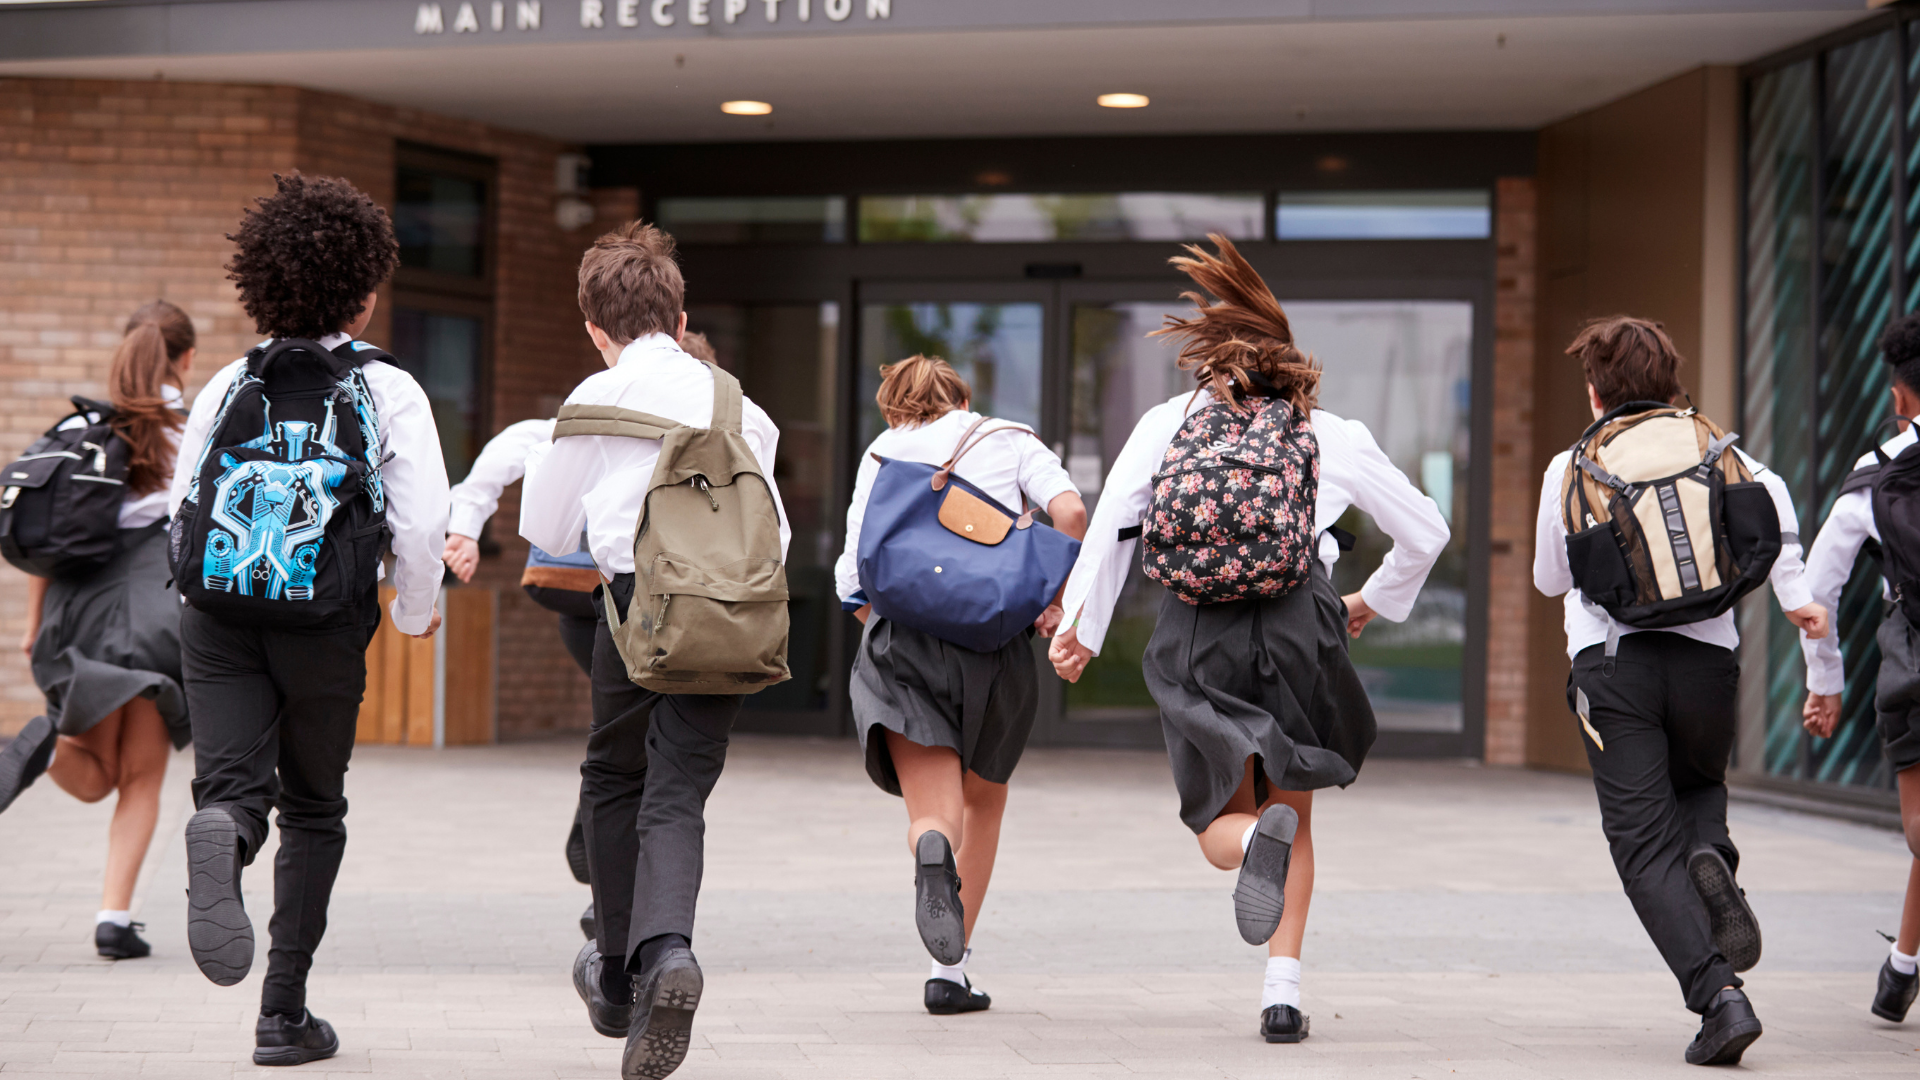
[1142,395,1320,605]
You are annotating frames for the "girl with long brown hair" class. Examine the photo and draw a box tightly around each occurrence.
[1049,237,1450,1043]
[0,300,196,960]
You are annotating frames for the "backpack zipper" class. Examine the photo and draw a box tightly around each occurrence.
[1218,456,1288,477]
[693,476,719,511]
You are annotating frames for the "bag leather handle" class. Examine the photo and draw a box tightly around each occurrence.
[930,418,1045,527]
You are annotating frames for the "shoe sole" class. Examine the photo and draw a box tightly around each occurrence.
[581,906,597,942]
[1688,849,1761,973]
[573,940,627,1039]
[1686,1018,1761,1065]
[252,1040,338,1067]
[1234,804,1298,946]
[623,958,702,1080]
[184,807,253,987]
[0,716,54,814]
[96,946,150,960]
[914,831,966,965]
[567,821,592,885]
[1263,1023,1310,1044]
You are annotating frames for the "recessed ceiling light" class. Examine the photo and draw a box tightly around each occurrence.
[721,100,772,116]
[1097,93,1150,109]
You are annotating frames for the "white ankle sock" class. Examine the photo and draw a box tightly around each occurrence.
[96,910,130,928]
[1261,956,1301,1010]
[1893,944,1919,976]
[1240,823,1257,854]
[930,946,971,986]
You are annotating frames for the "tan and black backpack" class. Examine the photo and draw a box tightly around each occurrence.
[553,362,790,695]
[1560,401,1781,631]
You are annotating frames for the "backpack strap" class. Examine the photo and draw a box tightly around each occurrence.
[705,361,743,434]
[931,418,1047,526]
[553,404,684,441]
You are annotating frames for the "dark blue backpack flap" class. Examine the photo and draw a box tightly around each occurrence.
[857,456,1081,653]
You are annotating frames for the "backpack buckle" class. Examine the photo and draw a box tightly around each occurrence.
[1,487,17,510]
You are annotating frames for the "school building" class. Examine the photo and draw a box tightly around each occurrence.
[0,0,1906,815]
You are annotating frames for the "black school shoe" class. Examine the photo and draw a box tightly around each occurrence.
[1872,955,1919,1022]
[573,939,633,1038]
[566,820,592,885]
[622,946,703,1080]
[95,921,151,959]
[1234,804,1299,946]
[914,830,966,965]
[1260,1004,1310,1043]
[1684,987,1763,1066]
[0,715,57,814]
[581,902,597,941]
[184,804,254,986]
[924,977,990,1015]
[1687,846,1761,972]
[253,1009,339,1067]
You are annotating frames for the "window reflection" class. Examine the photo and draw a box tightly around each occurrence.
[1277,191,1490,240]
[395,169,487,277]
[860,193,1263,243]
[660,197,847,244]
[857,303,1044,446]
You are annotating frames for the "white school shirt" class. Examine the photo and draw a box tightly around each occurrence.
[519,333,790,578]
[1532,447,1813,661]
[91,383,185,529]
[166,334,451,636]
[448,418,554,540]
[1799,425,1917,696]
[1058,391,1451,657]
[833,409,1080,606]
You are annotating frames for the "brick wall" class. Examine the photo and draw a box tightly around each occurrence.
[1485,177,1538,766]
[0,76,610,739]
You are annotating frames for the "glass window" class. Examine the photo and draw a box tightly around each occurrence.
[658,197,847,243]
[1276,191,1491,240]
[684,303,840,712]
[395,167,487,277]
[389,308,485,482]
[856,302,1044,447]
[1064,299,1473,733]
[858,193,1264,243]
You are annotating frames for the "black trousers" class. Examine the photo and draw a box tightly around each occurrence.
[558,610,597,883]
[581,574,741,974]
[1568,631,1742,1014]
[182,604,373,1015]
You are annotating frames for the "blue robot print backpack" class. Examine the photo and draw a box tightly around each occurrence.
[170,338,390,631]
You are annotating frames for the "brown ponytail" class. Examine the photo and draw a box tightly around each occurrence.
[875,354,972,429]
[1151,233,1321,415]
[110,300,194,496]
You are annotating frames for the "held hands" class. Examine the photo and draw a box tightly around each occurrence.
[1342,592,1377,638]
[1802,691,1841,738]
[1785,603,1830,640]
[442,534,480,584]
[1048,624,1095,683]
[1033,603,1065,639]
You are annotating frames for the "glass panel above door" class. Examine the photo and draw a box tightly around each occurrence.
[659,196,847,243]
[859,193,1264,243]
[389,308,485,482]
[857,302,1044,447]
[1276,191,1490,240]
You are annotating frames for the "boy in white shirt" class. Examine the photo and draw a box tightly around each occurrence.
[1533,316,1825,1066]
[521,223,786,1080]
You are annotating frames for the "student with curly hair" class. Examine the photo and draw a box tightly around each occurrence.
[1050,235,1449,1044]
[165,172,449,1067]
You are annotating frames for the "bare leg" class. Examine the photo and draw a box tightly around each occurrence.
[885,730,966,854]
[1197,757,1262,871]
[955,771,1008,942]
[45,710,124,804]
[1191,757,1317,957]
[1899,765,1920,956]
[100,698,170,911]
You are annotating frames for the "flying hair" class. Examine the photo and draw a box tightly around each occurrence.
[110,300,194,496]
[1151,233,1320,415]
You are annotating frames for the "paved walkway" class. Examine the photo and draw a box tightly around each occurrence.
[1,735,1916,1078]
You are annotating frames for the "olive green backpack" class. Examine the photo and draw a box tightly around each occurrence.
[552,362,790,695]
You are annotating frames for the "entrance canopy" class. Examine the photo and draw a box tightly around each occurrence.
[0,0,1871,142]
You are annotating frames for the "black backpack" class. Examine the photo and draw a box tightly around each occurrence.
[169,338,390,631]
[1844,421,1920,623]
[0,397,133,578]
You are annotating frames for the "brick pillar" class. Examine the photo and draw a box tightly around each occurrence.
[1485,177,1538,766]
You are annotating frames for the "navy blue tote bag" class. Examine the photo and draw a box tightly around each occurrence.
[857,421,1082,653]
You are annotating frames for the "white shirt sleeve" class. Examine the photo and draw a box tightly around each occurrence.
[520,428,603,560]
[166,359,243,519]
[1801,488,1873,696]
[1015,432,1079,513]
[1533,452,1574,599]
[1058,403,1183,656]
[447,419,554,540]
[834,445,883,606]
[1743,451,1814,614]
[740,397,791,562]
[1332,419,1451,623]
[374,368,451,636]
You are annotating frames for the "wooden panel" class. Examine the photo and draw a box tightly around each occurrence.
[357,612,386,743]
[379,593,411,746]
[442,588,497,746]
[404,633,436,746]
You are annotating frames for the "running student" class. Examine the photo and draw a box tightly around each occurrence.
[1799,312,1920,1026]
[521,223,788,1080]
[0,301,197,961]
[836,354,1086,1015]
[441,332,723,945]
[1534,316,1825,1066]
[1049,236,1448,1044]
[168,173,449,1067]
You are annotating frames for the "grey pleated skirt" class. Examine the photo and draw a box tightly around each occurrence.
[30,524,189,749]
[1144,564,1376,834]
[851,616,1039,796]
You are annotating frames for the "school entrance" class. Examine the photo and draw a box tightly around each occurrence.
[609,133,1523,758]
